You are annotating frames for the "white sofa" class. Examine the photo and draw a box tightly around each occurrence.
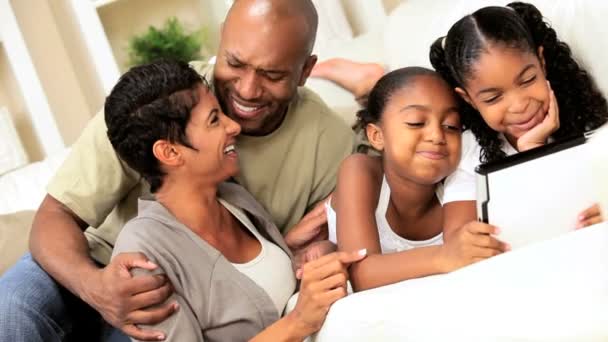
[312,222,608,341]
[0,148,70,274]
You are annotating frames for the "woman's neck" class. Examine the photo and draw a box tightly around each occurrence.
[154,175,261,264]
[154,176,223,236]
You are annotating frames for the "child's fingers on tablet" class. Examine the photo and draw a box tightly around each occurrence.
[472,256,493,263]
[576,215,602,229]
[577,203,600,220]
[473,246,503,259]
[576,203,602,229]
[464,221,499,236]
[470,234,510,252]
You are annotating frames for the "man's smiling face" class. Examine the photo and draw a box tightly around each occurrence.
[213,0,316,135]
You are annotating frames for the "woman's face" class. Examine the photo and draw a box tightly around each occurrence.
[458,45,550,145]
[371,75,462,185]
[179,85,242,183]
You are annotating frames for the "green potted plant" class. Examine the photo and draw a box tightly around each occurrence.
[127,17,208,67]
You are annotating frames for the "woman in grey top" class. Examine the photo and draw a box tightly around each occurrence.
[105,60,366,341]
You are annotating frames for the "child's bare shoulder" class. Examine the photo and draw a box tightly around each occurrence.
[339,153,383,182]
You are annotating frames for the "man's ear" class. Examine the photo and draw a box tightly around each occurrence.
[455,87,476,109]
[152,140,183,167]
[365,123,385,151]
[537,46,547,75]
[298,55,318,86]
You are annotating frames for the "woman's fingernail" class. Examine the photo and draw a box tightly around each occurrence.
[578,214,586,221]
[358,248,367,256]
[296,269,303,279]
[494,227,501,235]
[505,244,512,251]
[157,334,165,340]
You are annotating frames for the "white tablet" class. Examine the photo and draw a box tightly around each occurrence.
[475,132,597,249]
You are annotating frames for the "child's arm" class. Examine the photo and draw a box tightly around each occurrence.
[332,154,383,291]
[334,156,509,291]
[333,155,448,291]
[442,201,477,240]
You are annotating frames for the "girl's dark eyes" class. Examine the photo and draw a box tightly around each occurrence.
[521,75,537,85]
[443,124,462,132]
[405,121,461,132]
[482,95,501,104]
[481,75,537,104]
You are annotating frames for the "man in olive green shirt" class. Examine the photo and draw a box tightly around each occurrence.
[0,0,354,341]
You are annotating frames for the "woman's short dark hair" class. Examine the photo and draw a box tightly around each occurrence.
[105,59,208,192]
[356,67,444,129]
[429,2,608,163]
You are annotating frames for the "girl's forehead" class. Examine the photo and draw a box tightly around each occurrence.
[466,46,540,84]
[384,76,457,113]
[393,75,448,95]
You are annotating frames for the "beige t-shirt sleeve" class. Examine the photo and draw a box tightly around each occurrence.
[308,108,356,211]
[189,60,215,82]
[47,111,141,227]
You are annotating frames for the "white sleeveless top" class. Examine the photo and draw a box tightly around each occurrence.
[222,199,296,315]
[443,131,519,203]
[327,176,444,253]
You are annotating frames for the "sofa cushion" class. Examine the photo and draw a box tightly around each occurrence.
[0,210,34,276]
[308,29,387,125]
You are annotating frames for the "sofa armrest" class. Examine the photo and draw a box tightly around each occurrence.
[0,210,35,276]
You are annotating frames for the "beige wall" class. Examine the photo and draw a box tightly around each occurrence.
[0,0,401,163]
[48,0,106,116]
[0,44,43,162]
[0,0,230,162]
[98,0,220,72]
[383,0,406,13]
[10,0,94,155]
[338,0,407,36]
